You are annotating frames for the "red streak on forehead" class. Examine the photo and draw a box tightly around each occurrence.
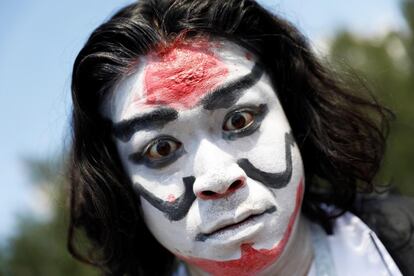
[178,180,304,276]
[143,40,229,109]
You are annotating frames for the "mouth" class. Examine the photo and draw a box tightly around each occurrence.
[195,206,276,242]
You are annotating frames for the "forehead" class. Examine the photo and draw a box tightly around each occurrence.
[104,39,256,122]
[144,40,228,109]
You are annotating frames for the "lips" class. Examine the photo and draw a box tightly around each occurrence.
[195,206,276,242]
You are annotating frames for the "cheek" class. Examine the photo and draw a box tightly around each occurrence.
[125,161,186,202]
[140,199,195,255]
[140,201,181,242]
[136,177,182,201]
[240,129,291,173]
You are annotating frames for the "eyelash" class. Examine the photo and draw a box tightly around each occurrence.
[222,104,268,140]
[129,135,184,169]
[130,104,268,168]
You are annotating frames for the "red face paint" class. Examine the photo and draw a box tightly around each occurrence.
[142,40,229,109]
[179,180,304,276]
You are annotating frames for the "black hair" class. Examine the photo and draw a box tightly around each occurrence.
[68,0,391,274]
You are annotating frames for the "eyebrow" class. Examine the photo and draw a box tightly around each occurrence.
[201,62,264,110]
[112,63,263,142]
[112,108,178,142]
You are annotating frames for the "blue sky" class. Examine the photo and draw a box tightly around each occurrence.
[0,0,405,242]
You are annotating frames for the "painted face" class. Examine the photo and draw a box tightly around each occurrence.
[103,39,305,276]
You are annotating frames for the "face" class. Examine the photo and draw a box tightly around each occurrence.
[103,38,305,275]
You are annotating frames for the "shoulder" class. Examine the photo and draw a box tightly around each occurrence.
[310,212,402,276]
[354,195,414,276]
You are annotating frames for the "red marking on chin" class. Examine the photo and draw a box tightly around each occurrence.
[245,52,253,61]
[167,194,176,202]
[178,179,304,276]
[143,39,229,109]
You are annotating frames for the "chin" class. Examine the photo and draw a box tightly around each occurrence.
[177,180,304,276]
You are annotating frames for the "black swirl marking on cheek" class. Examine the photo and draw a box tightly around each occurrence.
[133,176,196,221]
[237,132,294,189]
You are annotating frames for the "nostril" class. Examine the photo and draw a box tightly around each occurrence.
[197,177,245,200]
[201,190,216,197]
[229,178,244,191]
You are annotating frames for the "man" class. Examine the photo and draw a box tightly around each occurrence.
[67,0,406,275]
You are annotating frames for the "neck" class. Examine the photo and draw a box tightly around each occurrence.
[186,215,314,276]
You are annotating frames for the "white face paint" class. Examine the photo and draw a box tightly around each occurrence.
[103,39,305,275]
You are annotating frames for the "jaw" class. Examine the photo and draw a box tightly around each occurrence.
[177,180,304,276]
[259,215,314,276]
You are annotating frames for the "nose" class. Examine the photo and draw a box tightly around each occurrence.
[196,176,246,200]
[193,139,246,200]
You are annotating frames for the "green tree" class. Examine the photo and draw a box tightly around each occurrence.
[0,158,98,276]
[328,0,414,195]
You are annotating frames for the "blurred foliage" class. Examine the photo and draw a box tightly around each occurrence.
[0,158,99,276]
[328,0,414,196]
[1,1,413,275]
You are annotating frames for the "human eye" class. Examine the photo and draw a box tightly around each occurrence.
[222,104,268,140]
[128,136,184,168]
[223,110,254,131]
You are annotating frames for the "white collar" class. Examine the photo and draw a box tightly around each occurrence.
[309,212,402,276]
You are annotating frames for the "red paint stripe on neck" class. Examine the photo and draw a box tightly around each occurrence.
[179,179,304,276]
[143,40,229,109]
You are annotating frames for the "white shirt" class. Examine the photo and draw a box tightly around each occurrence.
[309,212,402,276]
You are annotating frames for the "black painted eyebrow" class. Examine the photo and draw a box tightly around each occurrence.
[201,62,264,110]
[112,108,178,142]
